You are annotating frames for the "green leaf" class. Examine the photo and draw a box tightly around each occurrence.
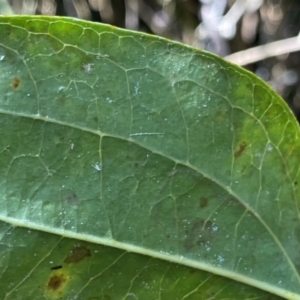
[0,15,299,299]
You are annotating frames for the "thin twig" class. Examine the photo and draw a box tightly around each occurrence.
[225,35,300,66]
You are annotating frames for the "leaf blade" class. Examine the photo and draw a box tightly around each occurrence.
[0,15,300,299]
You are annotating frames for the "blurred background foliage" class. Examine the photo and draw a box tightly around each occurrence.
[2,0,300,120]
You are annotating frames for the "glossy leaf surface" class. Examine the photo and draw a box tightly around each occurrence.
[0,16,299,299]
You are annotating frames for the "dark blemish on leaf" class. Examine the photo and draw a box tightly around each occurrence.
[166,233,170,238]
[47,275,66,291]
[295,181,298,186]
[64,245,91,264]
[66,193,79,206]
[51,265,62,270]
[134,162,139,167]
[184,219,214,251]
[199,197,208,209]
[11,77,21,90]
[234,141,247,158]
[58,95,66,106]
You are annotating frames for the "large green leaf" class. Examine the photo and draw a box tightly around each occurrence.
[0,15,299,299]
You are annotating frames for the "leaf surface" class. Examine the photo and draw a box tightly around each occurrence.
[0,16,300,299]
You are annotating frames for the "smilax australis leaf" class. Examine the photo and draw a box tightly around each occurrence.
[0,15,300,300]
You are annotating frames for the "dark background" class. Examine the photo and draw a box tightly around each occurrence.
[4,0,300,121]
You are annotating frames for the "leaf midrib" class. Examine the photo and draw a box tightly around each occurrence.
[0,214,296,300]
[0,107,299,299]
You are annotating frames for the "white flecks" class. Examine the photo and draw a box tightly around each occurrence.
[27,94,30,97]
[212,225,218,232]
[254,151,261,157]
[129,132,164,136]
[134,85,139,95]
[92,163,101,172]
[58,86,65,92]
[83,63,94,74]
[217,255,225,263]
[267,143,273,152]
[225,185,232,192]
[0,55,4,61]
[70,141,75,150]
[127,293,138,299]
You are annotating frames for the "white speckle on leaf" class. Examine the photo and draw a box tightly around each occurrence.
[267,143,273,152]
[127,293,138,299]
[212,225,218,232]
[83,63,94,74]
[217,255,225,263]
[130,132,164,136]
[92,163,101,172]
[58,86,65,92]
[0,55,4,61]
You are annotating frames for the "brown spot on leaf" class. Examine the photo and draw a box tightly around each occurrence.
[234,141,247,158]
[11,77,21,90]
[64,245,91,264]
[199,197,208,209]
[47,274,66,291]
